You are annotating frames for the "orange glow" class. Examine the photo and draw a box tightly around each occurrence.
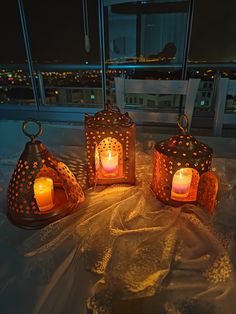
[34,177,54,211]
[171,168,192,199]
[100,150,118,174]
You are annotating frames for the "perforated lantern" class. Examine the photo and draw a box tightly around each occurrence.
[151,115,218,214]
[7,119,85,229]
[85,105,136,186]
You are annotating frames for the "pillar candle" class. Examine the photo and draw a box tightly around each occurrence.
[100,150,118,173]
[171,168,192,198]
[34,177,54,211]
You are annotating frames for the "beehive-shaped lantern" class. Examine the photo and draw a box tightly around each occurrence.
[85,105,136,186]
[151,115,218,214]
[7,119,85,229]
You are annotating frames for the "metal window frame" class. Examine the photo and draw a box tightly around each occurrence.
[17,0,40,111]
[1,0,220,129]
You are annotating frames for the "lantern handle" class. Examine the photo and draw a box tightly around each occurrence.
[177,114,189,134]
[104,101,120,112]
[22,119,43,142]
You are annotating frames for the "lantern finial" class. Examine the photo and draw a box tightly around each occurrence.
[104,101,120,113]
[177,114,189,134]
[22,118,43,142]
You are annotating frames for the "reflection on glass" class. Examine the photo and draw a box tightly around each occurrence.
[105,0,188,65]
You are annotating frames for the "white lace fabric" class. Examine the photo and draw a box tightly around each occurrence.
[0,145,236,314]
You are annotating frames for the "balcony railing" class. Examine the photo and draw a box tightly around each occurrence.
[0,62,236,125]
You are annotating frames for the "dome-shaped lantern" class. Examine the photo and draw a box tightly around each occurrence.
[151,115,218,214]
[7,119,85,229]
[85,104,136,186]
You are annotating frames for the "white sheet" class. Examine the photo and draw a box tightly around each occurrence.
[0,143,236,314]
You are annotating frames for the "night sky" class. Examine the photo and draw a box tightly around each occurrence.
[1,0,100,64]
[1,0,236,64]
[189,0,236,62]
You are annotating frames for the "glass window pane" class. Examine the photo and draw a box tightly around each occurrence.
[187,1,236,129]
[225,96,236,112]
[0,67,34,105]
[106,0,189,65]
[189,0,236,63]
[23,0,102,108]
[0,2,34,106]
[124,92,183,112]
[41,69,102,108]
[105,0,189,112]
[0,3,26,63]
[24,0,100,64]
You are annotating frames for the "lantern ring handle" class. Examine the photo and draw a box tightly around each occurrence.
[177,114,189,134]
[22,119,43,141]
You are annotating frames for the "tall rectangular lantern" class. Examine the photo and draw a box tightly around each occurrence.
[85,106,136,186]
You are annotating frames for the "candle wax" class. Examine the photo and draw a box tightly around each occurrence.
[171,168,192,198]
[100,150,118,174]
[34,177,54,211]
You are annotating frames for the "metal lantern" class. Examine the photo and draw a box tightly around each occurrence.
[7,119,85,229]
[151,115,218,214]
[85,104,136,186]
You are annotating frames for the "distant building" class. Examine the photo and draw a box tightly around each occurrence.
[125,92,181,111]
[195,81,213,110]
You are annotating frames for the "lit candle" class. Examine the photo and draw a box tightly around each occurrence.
[100,150,118,173]
[171,168,192,198]
[34,177,54,211]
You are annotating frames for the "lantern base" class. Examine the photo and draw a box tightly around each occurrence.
[7,188,77,229]
[170,187,197,202]
[91,177,136,186]
[155,196,197,208]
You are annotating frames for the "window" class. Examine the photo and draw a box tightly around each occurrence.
[24,0,100,64]
[105,0,190,82]
[189,0,236,63]
[0,2,34,106]
[1,0,236,133]
[23,0,102,108]
[187,0,236,123]
[0,0,103,112]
